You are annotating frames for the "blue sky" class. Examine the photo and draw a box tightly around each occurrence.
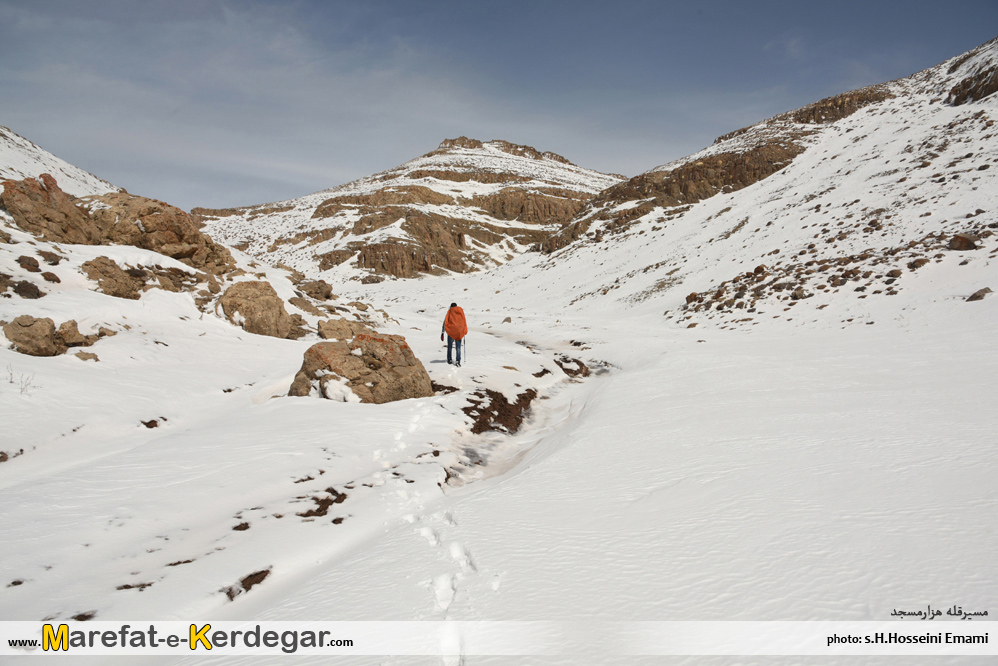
[1,0,996,209]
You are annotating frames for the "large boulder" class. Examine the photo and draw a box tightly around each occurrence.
[3,315,64,356]
[218,281,295,338]
[2,316,102,357]
[299,279,334,301]
[949,233,980,251]
[81,256,144,299]
[316,317,375,340]
[288,333,433,404]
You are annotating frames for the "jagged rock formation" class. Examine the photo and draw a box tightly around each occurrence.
[288,334,433,403]
[0,174,235,274]
[197,138,621,279]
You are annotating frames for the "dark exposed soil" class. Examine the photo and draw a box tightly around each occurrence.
[532,368,551,378]
[13,280,44,299]
[224,569,271,600]
[71,611,96,621]
[431,381,459,394]
[167,559,194,567]
[555,357,590,378]
[116,582,153,591]
[232,522,250,531]
[462,388,537,435]
[296,487,347,518]
[240,569,269,592]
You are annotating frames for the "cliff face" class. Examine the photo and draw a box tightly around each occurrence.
[196,137,622,280]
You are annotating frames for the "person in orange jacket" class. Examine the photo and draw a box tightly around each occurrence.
[441,302,468,366]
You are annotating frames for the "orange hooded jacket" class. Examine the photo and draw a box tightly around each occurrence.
[444,306,468,341]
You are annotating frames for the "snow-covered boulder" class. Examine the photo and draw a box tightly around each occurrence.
[218,281,300,339]
[2,316,101,357]
[288,334,432,404]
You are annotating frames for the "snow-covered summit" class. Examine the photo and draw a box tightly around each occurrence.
[0,125,120,198]
[196,137,623,280]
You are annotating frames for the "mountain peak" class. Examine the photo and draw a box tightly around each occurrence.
[436,137,573,165]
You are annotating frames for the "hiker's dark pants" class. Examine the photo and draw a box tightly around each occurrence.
[447,336,462,364]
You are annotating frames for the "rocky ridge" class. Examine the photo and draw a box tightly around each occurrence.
[542,37,998,258]
[474,35,994,333]
[196,138,622,279]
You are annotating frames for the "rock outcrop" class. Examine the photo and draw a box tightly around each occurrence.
[84,191,234,273]
[0,175,235,274]
[288,334,433,404]
[218,281,298,339]
[81,257,145,300]
[0,173,99,244]
[2,315,101,357]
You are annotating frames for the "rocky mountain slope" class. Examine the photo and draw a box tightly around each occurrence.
[195,137,622,280]
[0,125,120,198]
[478,35,998,330]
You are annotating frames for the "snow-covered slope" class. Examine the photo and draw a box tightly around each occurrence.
[2,37,997,666]
[197,137,622,280]
[504,36,998,331]
[0,125,119,198]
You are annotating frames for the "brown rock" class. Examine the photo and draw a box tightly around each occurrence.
[83,191,235,273]
[907,258,930,270]
[0,175,235,274]
[16,256,41,272]
[81,256,143,299]
[887,269,902,278]
[317,317,375,340]
[12,281,44,299]
[41,271,60,283]
[38,250,63,265]
[75,351,99,362]
[3,315,65,356]
[57,320,98,347]
[218,281,294,338]
[288,296,324,317]
[967,287,992,302]
[949,233,980,251]
[299,279,333,300]
[0,174,99,243]
[288,333,433,404]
